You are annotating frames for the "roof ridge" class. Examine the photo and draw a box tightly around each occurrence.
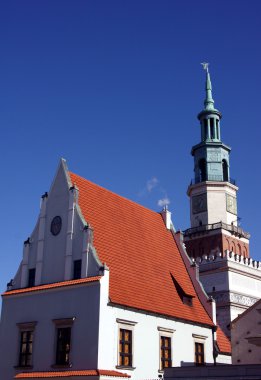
[70,171,162,216]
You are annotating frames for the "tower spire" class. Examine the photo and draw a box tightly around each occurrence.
[201,62,214,110]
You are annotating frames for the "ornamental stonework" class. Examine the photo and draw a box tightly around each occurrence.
[212,292,258,307]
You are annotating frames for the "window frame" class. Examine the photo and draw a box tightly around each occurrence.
[158,327,175,372]
[16,321,37,369]
[192,334,207,366]
[52,317,75,368]
[116,319,137,370]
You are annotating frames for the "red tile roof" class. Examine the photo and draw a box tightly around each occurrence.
[15,370,130,378]
[69,172,214,327]
[216,326,231,354]
[3,276,101,297]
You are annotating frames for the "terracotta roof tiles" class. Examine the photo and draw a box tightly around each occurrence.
[3,276,101,297]
[216,326,231,354]
[69,172,213,327]
[15,370,130,378]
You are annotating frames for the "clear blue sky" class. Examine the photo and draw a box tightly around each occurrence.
[0,0,260,295]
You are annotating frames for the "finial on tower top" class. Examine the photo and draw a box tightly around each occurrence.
[200,62,215,110]
[201,62,209,73]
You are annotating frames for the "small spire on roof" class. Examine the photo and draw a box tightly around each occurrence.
[201,62,215,111]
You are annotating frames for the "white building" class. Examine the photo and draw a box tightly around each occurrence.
[195,251,261,339]
[0,159,230,380]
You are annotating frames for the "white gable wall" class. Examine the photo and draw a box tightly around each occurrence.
[11,160,102,291]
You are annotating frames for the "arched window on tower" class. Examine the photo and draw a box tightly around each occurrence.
[216,119,220,140]
[210,118,215,139]
[199,159,207,182]
[222,160,229,181]
[204,119,208,140]
[226,238,230,251]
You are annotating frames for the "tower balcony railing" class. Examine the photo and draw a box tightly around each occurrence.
[183,221,250,239]
[190,175,236,186]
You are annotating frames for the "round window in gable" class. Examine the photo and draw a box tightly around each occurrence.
[51,216,62,236]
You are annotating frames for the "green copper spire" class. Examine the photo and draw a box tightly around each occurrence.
[204,71,215,110]
[201,63,215,110]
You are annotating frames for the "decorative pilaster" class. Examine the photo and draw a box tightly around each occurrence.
[20,239,30,288]
[35,192,48,285]
[81,226,93,278]
[64,186,78,280]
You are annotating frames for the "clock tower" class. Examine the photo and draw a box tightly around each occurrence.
[184,67,250,258]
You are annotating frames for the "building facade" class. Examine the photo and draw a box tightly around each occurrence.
[231,298,261,364]
[0,159,231,380]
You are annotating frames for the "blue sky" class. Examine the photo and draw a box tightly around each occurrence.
[0,0,260,295]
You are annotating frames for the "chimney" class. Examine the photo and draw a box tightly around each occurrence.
[160,206,172,230]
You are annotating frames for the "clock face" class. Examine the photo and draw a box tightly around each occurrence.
[50,216,62,236]
[192,194,207,214]
[226,194,237,215]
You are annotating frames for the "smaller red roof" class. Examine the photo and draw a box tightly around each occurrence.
[15,369,130,378]
[3,276,101,297]
[216,326,231,354]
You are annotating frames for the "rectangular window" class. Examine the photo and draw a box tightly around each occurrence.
[119,329,132,367]
[17,322,37,368]
[56,327,71,365]
[73,260,82,280]
[19,331,33,367]
[28,268,36,287]
[195,342,204,365]
[160,336,172,369]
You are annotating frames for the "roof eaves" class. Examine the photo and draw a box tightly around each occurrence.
[2,276,101,297]
[14,369,130,378]
[108,301,214,329]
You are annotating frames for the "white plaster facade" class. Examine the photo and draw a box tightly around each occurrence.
[0,160,230,380]
[188,181,238,228]
[197,251,261,338]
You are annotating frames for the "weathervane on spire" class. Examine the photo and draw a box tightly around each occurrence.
[201,62,209,73]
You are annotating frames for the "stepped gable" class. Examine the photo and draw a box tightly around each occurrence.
[70,172,213,327]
